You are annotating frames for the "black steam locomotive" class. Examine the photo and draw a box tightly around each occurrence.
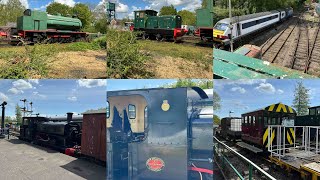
[19,113,82,151]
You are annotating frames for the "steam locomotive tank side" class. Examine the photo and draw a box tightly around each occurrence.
[107,87,213,180]
[19,113,82,151]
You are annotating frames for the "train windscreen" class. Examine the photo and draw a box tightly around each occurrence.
[214,23,228,31]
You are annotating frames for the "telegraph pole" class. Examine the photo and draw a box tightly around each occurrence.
[229,0,234,52]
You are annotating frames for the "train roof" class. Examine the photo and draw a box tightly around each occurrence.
[218,10,280,24]
[242,103,296,115]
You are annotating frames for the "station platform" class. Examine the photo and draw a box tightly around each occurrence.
[0,137,105,180]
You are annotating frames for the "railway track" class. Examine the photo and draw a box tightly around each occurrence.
[305,23,320,75]
[261,19,298,63]
[289,21,310,71]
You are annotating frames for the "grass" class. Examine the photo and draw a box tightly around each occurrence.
[138,40,213,71]
[0,41,105,79]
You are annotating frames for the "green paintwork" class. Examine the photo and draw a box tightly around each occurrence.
[134,10,181,30]
[17,9,82,31]
[196,0,213,27]
[47,15,82,30]
[17,10,47,31]
[213,49,316,79]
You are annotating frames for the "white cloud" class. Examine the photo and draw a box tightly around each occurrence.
[0,92,8,102]
[67,96,77,102]
[277,89,284,94]
[77,79,106,88]
[33,92,47,99]
[231,87,246,94]
[8,80,34,94]
[255,83,276,94]
[8,88,22,95]
[117,2,129,13]
[28,79,39,84]
[1,0,29,9]
[53,0,75,7]
[143,0,201,12]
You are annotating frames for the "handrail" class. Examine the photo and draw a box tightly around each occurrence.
[213,136,276,180]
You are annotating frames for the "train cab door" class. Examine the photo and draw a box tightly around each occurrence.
[237,23,241,36]
[34,20,40,31]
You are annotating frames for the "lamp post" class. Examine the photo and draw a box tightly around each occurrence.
[229,0,234,52]
[1,101,7,138]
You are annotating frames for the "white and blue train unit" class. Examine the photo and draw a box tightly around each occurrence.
[213,8,294,48]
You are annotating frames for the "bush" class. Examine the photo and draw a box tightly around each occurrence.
[0,44,56,78]
[106,30,151,78]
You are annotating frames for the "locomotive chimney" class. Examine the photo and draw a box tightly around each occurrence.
[67,112,73,123]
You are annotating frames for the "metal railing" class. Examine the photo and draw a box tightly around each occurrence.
[267,125,320,158]
[213,136,276,180]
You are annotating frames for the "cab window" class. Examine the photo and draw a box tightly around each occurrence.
[144,107,148,128]
[107,101,110,118]
[214,23,228,31]
[128,104,136,119]
[310,108,316,115]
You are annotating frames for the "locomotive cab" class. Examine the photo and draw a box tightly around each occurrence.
[241,103,296,151]
[107,87,213,180]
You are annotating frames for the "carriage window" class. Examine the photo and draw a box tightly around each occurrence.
[144,107,148,128]
[107,101,110,118]
[242,117,244,124]
[268,118,271,125]
[264,117,268,126]
[272,118,276,125]
[253,116,256,125]
[310,108,316,115]
[258,116,262,125]
[245,116,247,124]
[316,107,320,115]
[128,104,136,119]
[248,116,251,125]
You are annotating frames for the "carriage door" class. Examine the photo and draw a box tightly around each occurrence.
[34,20,40,30]
[237,23,241,36]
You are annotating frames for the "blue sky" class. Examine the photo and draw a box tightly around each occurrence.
[14,0,202,19]
[107,79,177,91]
[0,79,106,117]
[214,79,320,118]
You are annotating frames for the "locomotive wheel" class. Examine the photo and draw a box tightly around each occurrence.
[142,32,148,40]
[156,34,162,41]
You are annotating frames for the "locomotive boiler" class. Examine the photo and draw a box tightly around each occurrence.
[107,87,213,180]
[12,9,87,44]
[19,112,82,151]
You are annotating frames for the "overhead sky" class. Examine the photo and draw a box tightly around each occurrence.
[13,0,202,19]
[214,79,320,118]
[107,79,178,91]
[0,79,106,117]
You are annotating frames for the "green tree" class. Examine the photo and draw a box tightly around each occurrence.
[214,115,221,125]
[178,10,196,25]
[72,3,92,28]
[15,104,22,125]
[292,81,310,116]
[0,0,24,26]
[159,5,177,15]
[213,91,221,111]
[46,2,72,16]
